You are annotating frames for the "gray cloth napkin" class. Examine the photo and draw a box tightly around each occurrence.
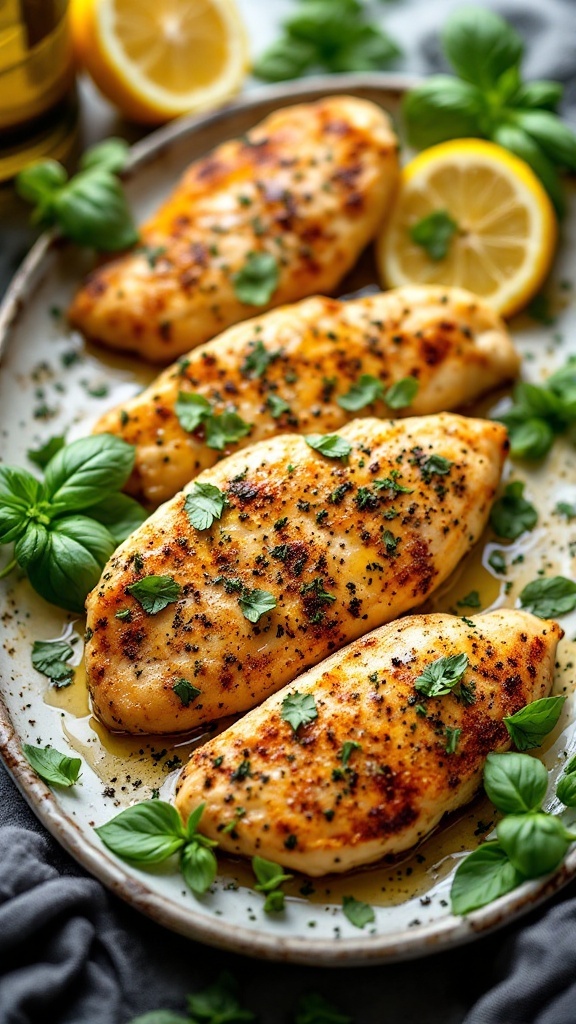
[2,1,576,1022]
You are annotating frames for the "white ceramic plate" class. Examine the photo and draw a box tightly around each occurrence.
[2,74,576,966]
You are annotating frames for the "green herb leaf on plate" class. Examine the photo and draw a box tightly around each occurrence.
[457,590,481,609]
[241,339,279,379]
[127,574,182,615]
[337,374,384,412]
[497,812,575,877]
[252,855,293,893]
[383,375,420,410]
[445,726,462,754]
[204,412,252,451]
[184,482,227,531]
[84,492,147,544]
[95,800,186,863]
[31,638,75,687]
[410,210,458,261]
[450,842,524,915]
[238,587,277,623]
[23,743,81,787]
[483,751,548,815]
[341,895,375,929]
[519,576,576,618]
[556,772,576,808]
[305,434,352,459]
[340,740,362,767]
[44,433,135,511]
[490,481,538,539]
[180,840,218,895]
[232,252,279,306]
[281,691,318,732]
[175,392,212,433]
[79,137,130,174]
[173,678,201,707]
[266,393,291,419]
[414,652,469,698]
[27,435,65,469]
[124,1012,189,1024]
[504,695,566,751]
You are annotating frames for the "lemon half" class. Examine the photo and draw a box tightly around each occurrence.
[72,0,249,124]
[377,139,557,318]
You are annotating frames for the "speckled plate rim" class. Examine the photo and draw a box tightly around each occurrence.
[1,72,575,966]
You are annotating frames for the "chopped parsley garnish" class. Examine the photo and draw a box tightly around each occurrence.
[232,251,280,306]
[184,482,227,530]
[305,433,352,459]
[414,653,469,698]
[281,691,318,732]
[173,678,201,707]
[126,574,181,614]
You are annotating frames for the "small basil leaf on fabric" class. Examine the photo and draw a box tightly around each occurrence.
[414,653,469,698]
[31,638,75,687]
[337,374,384,412]
[27,435,65,469]
[504,695,566,751]
[384,376,419,410]
[127,575,182,615]
[483,751,548,815]
[232,252,279,306]
[294,993,353,1024]
[519,576,576,618]
[180,841,217,895]
[305,433,352,459]
[450,842,524,915]
[184,482,227,530]
[489,481,537,539]
[95,800,186,863]
[238,587,277,623]
[187,972,256,1024]
[341,895,375,929]
[497,812,576,877]
[23,743,81,787]
[410,210,458,261]
[281,691,318,732]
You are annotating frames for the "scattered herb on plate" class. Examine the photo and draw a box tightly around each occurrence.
[490,481,538,539]
[504,695,566,751]
[31,638,75,687]
[519,576,576,618]
[23,744,82,787]
[341,895,375,929]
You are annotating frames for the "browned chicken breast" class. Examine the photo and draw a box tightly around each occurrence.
[94,285,519,506]
[175,610,562,875]
[85,413,508,735]
[68,96,399,363]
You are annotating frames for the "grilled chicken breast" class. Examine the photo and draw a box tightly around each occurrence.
[68,96,399,363]
[95,285,519,506]
[175,610,562,875]
[85,413,507,735]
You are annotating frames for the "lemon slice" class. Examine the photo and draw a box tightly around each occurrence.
[377,139,557,318]
[71,0,249,124]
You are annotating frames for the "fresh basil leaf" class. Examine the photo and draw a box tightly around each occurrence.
[127,575,182,615]
[23,743,81,787]
[337,374,384,412]
[328,23,400,72]
[238,587,277,623]
[31,638,74,686]
[305,434,352,459]
[13,521,51,571]
[556,772,576,808]
[53,167,139,251]
[253,35,317,82]
[0,504,29,545]
[514,110,576,172]
[450,842,524,915]
[204,412,252,452]
[514,80,563,112]
[497,812,573,877]
[27,435,65,469]
[266,393,290,419]
[490,481,537,539]
[281,691,318,732]
[187,973,255,1024]
[519,576,576,618]
[0,464,44,508]
[18,518,116,613]
[484,751,548,815]
[232,252,279,306]
[83,493,147,544]
[95,800,186,863]
[442,7,523,92]
[15,159,67,211]
[44,434,136,511]
[175,392,211,433]
[384,376,419,410]
[341,895,375,929]
[180,840,217,895]
[410,211,458,261]
[491,123,564,215]
[184,482,227,531]
[504,695,566,751]
[414,652,469,698]
[295,993,352,1024]
[262,889,286,913]
[252,855,293,893]
[501,417,555,460]
[173,678,201,707]
[340,740,362,767]
[80,137,130,174]
[403,76,484,150]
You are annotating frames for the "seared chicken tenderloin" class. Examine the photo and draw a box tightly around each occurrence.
[94,285,519,506]
[68,96,399,363]
[85,414,508,735]
[175,610,562,875]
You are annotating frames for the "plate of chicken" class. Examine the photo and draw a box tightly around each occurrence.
[1,75,576,965]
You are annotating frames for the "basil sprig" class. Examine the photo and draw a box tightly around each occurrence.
[23,743,82,787]
[494,359,576,461]
[95,800,218,897]
[253,0,400,83]
[252,855,293,913]
[504,695,566,751]
[403,7,576,213]
[451,752,576,915]
[16,138,139,250]
[0,435,147,612]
